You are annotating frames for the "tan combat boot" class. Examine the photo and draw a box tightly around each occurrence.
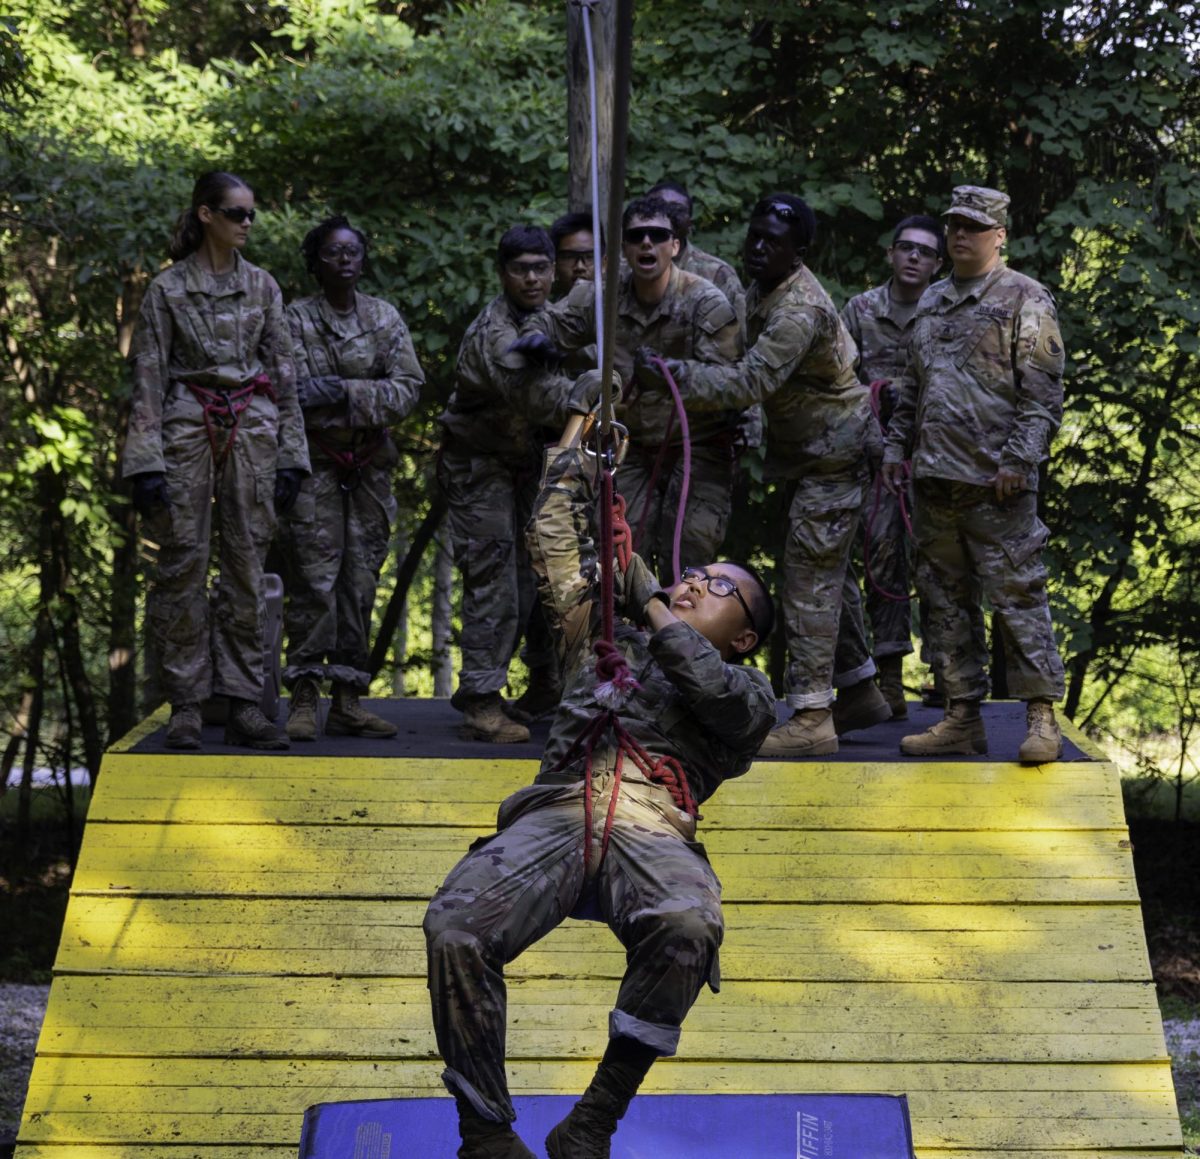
[506,666,562,724]
[285,677,321,742]
[326,682,397,738]
[166,702,202,750]
[1018,698,1063,764]
[899,698,987,756]
[757,707,838,758]
[832,677,893,735]
[459,692,530,744]
[225,698,289,750]
[876,654,908,719]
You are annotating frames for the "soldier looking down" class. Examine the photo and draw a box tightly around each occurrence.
[880,185,1067,763]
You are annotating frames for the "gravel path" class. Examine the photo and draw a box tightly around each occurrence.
[0,984,49,1147]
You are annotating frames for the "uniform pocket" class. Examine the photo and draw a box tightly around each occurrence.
[1000,511,1050,568]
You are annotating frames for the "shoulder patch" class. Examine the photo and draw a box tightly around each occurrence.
[1028,312,1066,375]
[695,292,738,335]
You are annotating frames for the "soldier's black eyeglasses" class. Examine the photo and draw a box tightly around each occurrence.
[320,245,365,262]
[213,207,256,224]
[623,226,674,245]
[680,567,756,631]
[893,240,940,260]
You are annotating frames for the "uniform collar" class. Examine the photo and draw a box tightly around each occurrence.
[938,260,1008,305]
[619,262,685,324]
[182,250,247,297]
[316,292,365,338]
[748,264,806,318]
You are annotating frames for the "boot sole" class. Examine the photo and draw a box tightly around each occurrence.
[325,722,397,739]
[458,725,529,744]
[1018,744,1063,765]
[899,738,988,756]
[223,730,289,750]
[165,735,201,750]
[757,737,840,758]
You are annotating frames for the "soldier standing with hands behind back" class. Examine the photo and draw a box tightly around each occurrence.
[880,186,1067,763]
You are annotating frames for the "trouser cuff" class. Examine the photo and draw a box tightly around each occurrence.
[609,1009,679,1056]
[873,642,914,659]
[440,1067,514,1124]
[786,689,834,710]
[832,659,876,688]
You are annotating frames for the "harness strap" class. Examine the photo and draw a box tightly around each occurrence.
[185,373,275,469]
[310,430,386,492]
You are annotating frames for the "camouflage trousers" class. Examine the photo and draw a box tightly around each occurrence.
[424,769,722,1123]
[144,391,279,705]
[619,441,734,584]
[913,479,1065,702]
[859,475,915,658]
[277,437,397,691]
[439,445,556,698]
[784,475,874,708]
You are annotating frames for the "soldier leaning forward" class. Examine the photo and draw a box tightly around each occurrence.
[424,440,776,1158]
[123,170,309,752]
[522,195,744,580]
[881,185,1067,763]
[278,216,424,742]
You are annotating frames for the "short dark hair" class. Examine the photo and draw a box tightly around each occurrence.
[621,195,675,233]
[497,224,554,270]
[751,192,816,252]
[647,179,693,214]
[718,559,775,658]
[301,214,370,279]
[550,210,605,254]
[892,214,946,259]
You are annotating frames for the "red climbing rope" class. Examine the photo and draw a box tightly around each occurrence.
[185,373,275,469]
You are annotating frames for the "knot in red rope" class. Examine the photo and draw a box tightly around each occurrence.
[592,638,640,709]
[610,492,632,573]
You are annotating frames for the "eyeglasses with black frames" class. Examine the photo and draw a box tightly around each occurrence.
[320,244,365,262]
[679,567,756,631]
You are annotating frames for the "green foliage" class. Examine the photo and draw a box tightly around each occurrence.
[1,0,1199,817]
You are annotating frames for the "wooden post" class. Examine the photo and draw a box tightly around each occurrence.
[566,0,614,219]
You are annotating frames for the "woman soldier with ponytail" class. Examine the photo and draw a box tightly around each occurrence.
[122,170,309,750]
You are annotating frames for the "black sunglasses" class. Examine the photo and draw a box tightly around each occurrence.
[623,226,674,245]
[751,200,798,222]
[213,206,256,224]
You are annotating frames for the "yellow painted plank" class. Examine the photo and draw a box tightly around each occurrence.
[87,755,1125,830]
[35,975,1168,1062]
[20,1057,1182,1149]
[69,823,1139,903]
[54,897,1152,982]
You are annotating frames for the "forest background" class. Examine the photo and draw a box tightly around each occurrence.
[0,1,1198,837]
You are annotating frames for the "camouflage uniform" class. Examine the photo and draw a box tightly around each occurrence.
[122,252,308,705]
[526,266,743,579]
[424,445,776,1124]
[841,279,921,660]
[278,292,423,691]
[664,266,874,708]
[439,294,594,700]
[882,262,1067,702]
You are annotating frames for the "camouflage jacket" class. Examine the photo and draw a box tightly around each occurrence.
[671,266,869,479]
[440,294,590,460]
[678,242,747,335]
[525,265,743,447]
[122,252,308,478]
[840,278,921,385]
[882,263,1065,490]
[527,446,776,805]
[287,292,424,448]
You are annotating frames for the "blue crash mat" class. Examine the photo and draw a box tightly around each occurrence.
[298,1093,915,1158]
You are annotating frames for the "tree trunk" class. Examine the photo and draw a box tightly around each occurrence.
[432,539,454,699]
[566,0,614,218]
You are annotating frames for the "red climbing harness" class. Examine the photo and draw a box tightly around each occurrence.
[311,430,386,492]
[185,373,275,469]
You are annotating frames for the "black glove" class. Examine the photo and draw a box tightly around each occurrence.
[508,331,564,368]
[274,468,305,513]
[617,553,667,624]
[130,472,169,517]
[566,368,604,415]
[633,346,686,393]
[297,375,346,409]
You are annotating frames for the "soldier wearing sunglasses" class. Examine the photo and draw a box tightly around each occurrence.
[439,225,606,743]
[840,215,945,721]
[880,186,1067,764]
[122,170,309,751]
[521,195,744,580]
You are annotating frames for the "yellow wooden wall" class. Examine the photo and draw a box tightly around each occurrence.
[16,708,1184,1157]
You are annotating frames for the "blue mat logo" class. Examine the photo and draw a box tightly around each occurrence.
[797,1111,830,1157]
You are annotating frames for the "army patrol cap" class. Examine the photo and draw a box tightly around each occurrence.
[943,186,1009,228]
